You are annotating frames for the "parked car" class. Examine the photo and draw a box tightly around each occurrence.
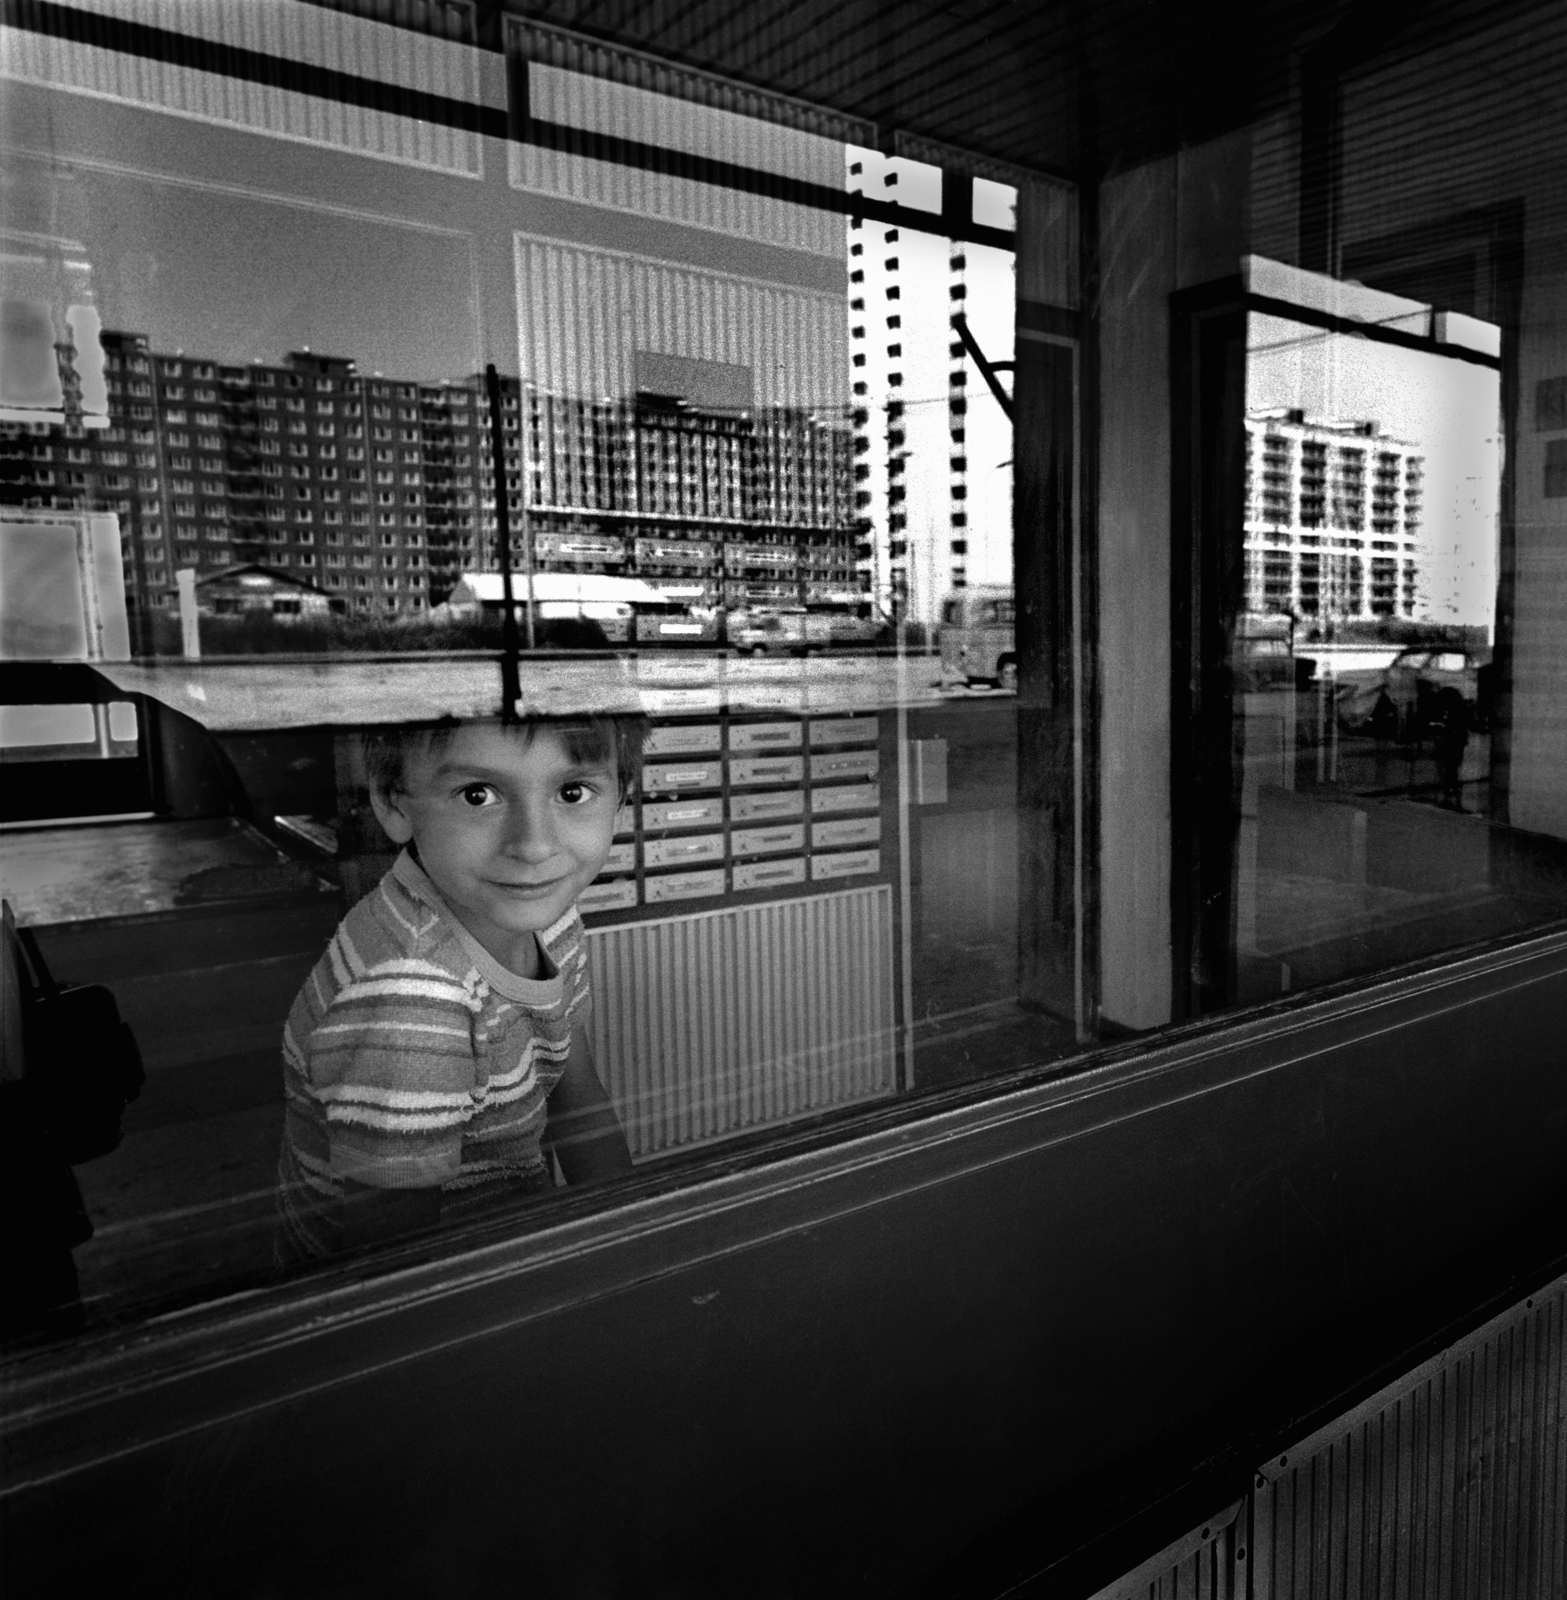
[1233,612,1295,692]
[1337,645,1490,736]
[730,607,887,653]
[730,608,831,654]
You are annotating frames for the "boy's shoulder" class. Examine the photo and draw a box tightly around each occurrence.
[333,855,473,983]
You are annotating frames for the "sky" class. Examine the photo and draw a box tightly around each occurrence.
[30,158,486,381]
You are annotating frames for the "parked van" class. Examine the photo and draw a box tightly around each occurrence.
[939,585,1017,689]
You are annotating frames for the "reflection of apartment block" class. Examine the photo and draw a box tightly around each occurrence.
[1244,409,1425,622]
[2,338,857,623]
[1,335,458,618]
[509,226,859,611]
[255,351,442,617]
[521,388,859,610]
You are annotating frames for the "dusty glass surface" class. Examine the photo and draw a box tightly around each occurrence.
[2,0,1563,1346]
[0,0,1058,1339]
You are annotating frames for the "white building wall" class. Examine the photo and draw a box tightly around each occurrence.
[845,147,1014,628]
[957,240,1016,592]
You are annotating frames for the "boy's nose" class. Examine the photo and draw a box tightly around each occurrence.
[503,798,558,861]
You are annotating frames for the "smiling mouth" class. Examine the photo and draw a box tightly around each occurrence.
[490,878,566,895]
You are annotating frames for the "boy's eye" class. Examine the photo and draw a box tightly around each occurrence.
[458,783,499,807]
[558,781,591,805]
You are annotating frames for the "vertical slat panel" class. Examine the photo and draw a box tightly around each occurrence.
[2,0,483,175]
[585,885,896,1159]
[1085,1504,1241,1600]
[1246,1279,1566,1600]
[513,47,844,258]
[1107,1281,1564,1600]
[510,238,847,411]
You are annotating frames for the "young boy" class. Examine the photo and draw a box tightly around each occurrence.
[276,711,641,1261]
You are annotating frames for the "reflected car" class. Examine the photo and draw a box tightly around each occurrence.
[1234,633,1295,692]
[730,609,830,654]
[1337,646,1489,735]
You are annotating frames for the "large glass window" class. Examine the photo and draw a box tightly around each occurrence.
[2,0,1563,1353]
[1228,264,1554,999]
[0,0,1064,1342]
[1171,256,1567,1011]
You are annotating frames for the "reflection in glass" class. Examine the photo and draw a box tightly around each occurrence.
[1232,273,1567,1000]
[0,3,1051,1341]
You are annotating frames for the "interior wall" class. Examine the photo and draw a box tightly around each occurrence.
[1011,175,1085,1026]
[1097,160,1177,1030]
[1017,176,1079,311]
[1512,263,1567,840]
[1095,132,1253,1030]
[1333,8,1567,840]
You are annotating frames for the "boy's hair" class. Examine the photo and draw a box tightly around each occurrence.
[362,712,647,805]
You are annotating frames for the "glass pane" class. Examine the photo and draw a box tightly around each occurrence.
[0,1,1077,1344]
[1227,266,1567,1002]
[1,2,496,1333]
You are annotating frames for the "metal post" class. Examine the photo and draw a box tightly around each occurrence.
[175,566,201,659]
[951,312,1016,423]
[485,363,522,716]
[518,389,536,652]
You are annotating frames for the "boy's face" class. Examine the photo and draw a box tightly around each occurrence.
[370,722,619,975]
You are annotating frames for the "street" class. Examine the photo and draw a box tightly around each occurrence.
[90,650,963,734]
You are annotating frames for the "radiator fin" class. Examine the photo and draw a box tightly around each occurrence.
[585,884,897,1158]
[1095,1278,1566,1600]
[1087,1504,1242,1600]
[1251,1283,1566,1600]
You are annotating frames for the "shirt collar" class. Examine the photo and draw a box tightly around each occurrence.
[392,849,567,1005]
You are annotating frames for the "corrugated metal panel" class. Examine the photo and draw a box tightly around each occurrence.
[1251,1280,1567,1600]
[1092,1278,1566,1600]
[0,0,483,175]
[1087,1503,1243,1600]
[512,59,844,257]
[514,236,848,411]
[507,15,875,150]
[584,884,897,1158]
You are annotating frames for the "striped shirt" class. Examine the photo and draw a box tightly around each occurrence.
[276,850,591,1260]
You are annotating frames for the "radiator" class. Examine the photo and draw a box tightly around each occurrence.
[1250,1281,1566,1600]
[584,883,898,1159]
[1089,1504,1243,1600]
[1092,1276,1566,1600]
